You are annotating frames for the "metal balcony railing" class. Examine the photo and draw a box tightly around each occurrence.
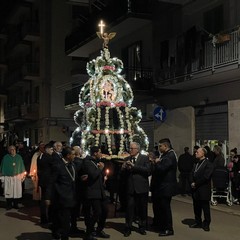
[125,67,153,90]
[203,29,239,71]
[4,104,39,121]
[21,21,40,38]
[22,63,40,77]
[65,0,152,53]
[157,27,240,86]
[7,70,23,87]
[65,86,82,107]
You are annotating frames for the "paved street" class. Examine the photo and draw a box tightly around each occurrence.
[0,193,240,240]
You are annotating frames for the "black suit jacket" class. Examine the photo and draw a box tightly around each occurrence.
[37,153,54,188]
[46,159,77,208]
[190,158,213,201]
[122,154,151,194]
[52,151,62,163]
[151,149,177,197]
[82,156,106,199]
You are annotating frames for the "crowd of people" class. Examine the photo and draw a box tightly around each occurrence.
[0,138,240,240]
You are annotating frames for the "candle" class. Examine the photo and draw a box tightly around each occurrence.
[106,169,109,176]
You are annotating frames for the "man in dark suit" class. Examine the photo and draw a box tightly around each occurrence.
[52,141,63,165]
[83,146,110,240]
[151,138,177,237]
[190,147,214,231]
[121,142,151,237]
[178,147,194,195]
[37,144,54,225]
[45,146,77,240]
[70,145,86,234]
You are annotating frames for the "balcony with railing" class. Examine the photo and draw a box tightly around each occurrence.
[22,62,40,80]
[6,24,30,52]
[4,103,39,122]
[6,70,24,89]
[156,27,240,90]
[125,67,153,91]
[21,21,40,41]
[65,85,82,109]
[65,0,152,57]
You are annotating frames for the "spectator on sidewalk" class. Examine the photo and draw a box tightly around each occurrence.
[213,145,225,168]
[178,147,194,196]
[229,148,240,204]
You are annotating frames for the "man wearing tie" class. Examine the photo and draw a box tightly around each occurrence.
[45,146,77,240]
[121,142,151,237]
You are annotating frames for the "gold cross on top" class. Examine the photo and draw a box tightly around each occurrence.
[98,20,105,34]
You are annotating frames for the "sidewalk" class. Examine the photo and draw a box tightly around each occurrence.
[173,194,240,217]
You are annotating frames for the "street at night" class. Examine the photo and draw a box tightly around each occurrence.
[0,193,239,240]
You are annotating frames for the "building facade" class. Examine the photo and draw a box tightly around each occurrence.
[1,0,240,156]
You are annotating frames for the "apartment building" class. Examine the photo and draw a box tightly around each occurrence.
[0,0,75,145]
[1,0,240,156]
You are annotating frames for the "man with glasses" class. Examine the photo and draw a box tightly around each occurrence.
[121,142,151,237]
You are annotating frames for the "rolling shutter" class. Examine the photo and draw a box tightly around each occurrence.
[195,104,228,140]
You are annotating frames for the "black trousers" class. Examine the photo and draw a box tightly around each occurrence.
[193,199,211,226]
[179,172,191,194]
[39,186,53,224]
[151,192,160,225]
[125,192,148,229]
[155,196,173,231]
[84,198,108,235]
[51,205,72,240]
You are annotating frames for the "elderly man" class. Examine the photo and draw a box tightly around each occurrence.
[121,142,151,237]
[52,141,63,164]
[0,145,26,210]
[190,147,214,231]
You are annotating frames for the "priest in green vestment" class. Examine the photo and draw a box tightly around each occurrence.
[0,145,26,210]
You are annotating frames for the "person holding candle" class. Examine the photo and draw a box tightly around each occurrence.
[29,141,45,200]
[0,145,26,210]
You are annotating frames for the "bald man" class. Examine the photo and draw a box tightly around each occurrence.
[190,147,214,232]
